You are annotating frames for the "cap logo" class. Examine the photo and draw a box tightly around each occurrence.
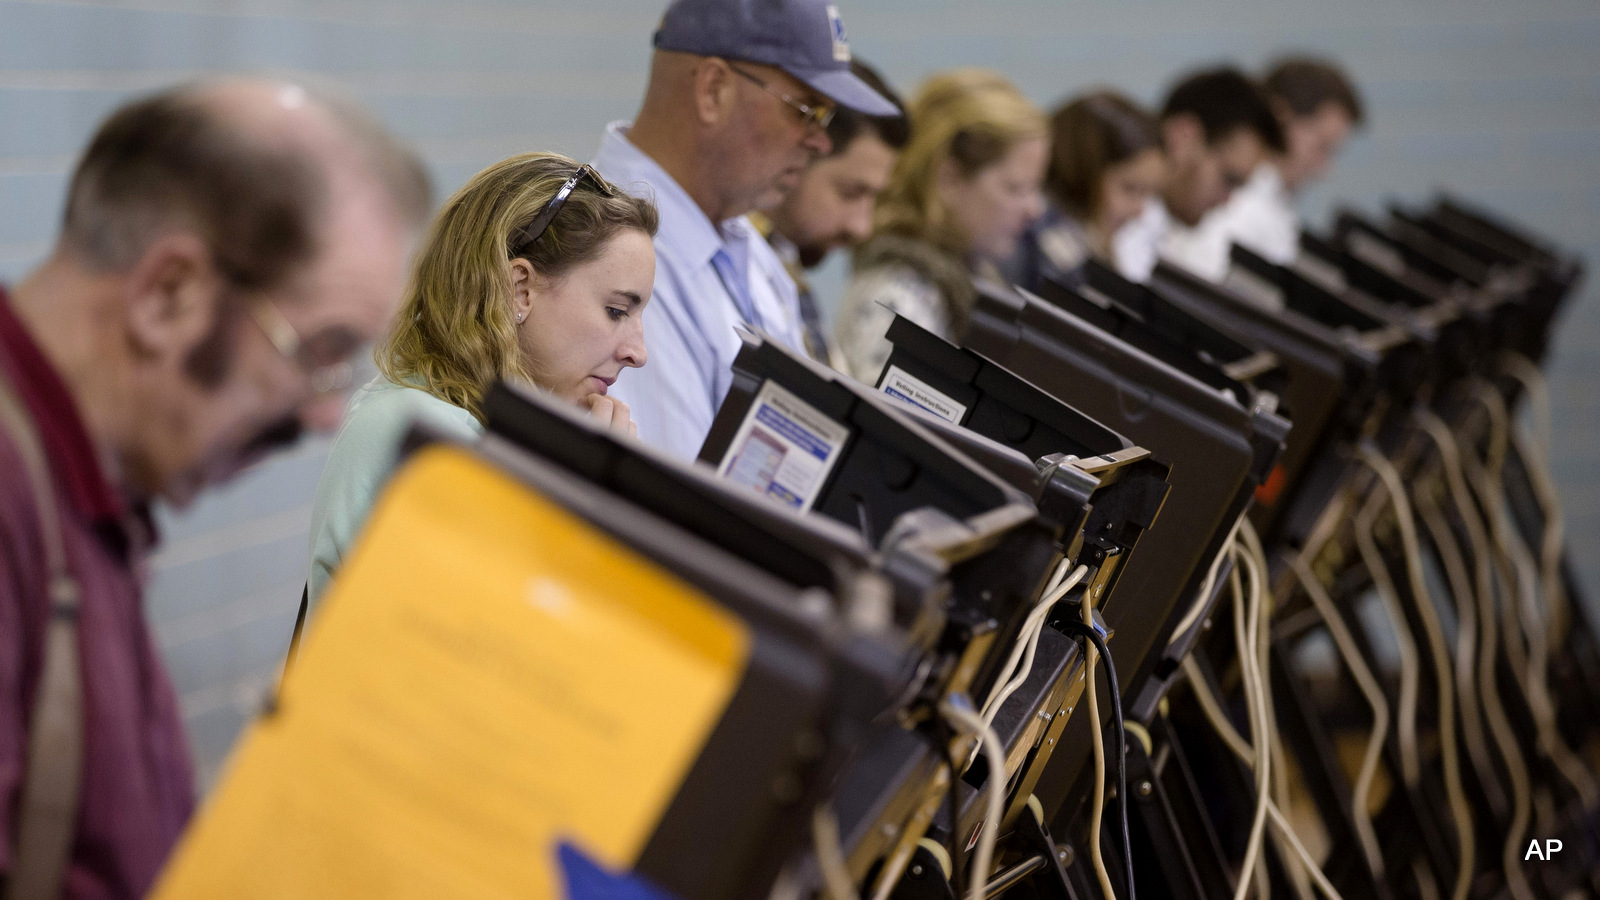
[826,5,851,62]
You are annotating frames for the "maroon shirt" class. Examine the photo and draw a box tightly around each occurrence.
[0,287,195,899]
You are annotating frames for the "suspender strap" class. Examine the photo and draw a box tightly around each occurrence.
[0,374,84,900]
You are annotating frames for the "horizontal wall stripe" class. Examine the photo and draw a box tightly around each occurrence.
[157,577,304,650]
[150,503,313,572]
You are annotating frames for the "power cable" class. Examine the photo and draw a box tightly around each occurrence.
[1166,513,1248,648]
[1074,597,1116,900]
[812,803,861,900]
[1352,474,1424,788]
[939,700,1008,900]
[981,564,1090,729]
[1358,446,1475,900]
[1498,353,1571,651]
[1062,600,1135,900]
[1413,473,1507,818]
[1229,538,1271,900]
[1286,553,1388,879]
[1465,383,1599,810]
[1416,407,1535,900]
[1184,645,1348,900]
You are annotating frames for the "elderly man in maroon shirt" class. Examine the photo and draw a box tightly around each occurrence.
[0,81,430,899]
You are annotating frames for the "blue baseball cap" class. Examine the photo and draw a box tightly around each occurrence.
[654,0,898,117]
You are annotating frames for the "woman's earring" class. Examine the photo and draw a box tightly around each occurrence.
[516,312,525,324]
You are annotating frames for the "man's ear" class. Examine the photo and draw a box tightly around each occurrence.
[1162,113,1204,164]
[693,57,735,128]
[121,233,223,362]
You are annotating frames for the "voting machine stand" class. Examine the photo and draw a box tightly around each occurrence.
[1185,199,1600,899]
[949,271,1288,899]
[698,330,1173,899]
[156,384,942,900]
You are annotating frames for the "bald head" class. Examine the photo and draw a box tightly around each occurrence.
[17,78,432,506]
[639,50,703,116]
[62,79,430,291]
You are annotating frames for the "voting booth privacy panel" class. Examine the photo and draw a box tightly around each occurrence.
[155,386,932,900]
[157,195,1600,900]
[155,443,751,898]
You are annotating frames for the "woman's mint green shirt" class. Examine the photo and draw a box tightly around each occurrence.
[307,376,481,605]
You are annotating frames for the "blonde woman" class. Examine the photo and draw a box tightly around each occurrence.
[834,68,1048,382]
[307,152,658,602]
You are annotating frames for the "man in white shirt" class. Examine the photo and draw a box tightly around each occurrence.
[1164,57,1365,281]
[1113,67,1284,282]
[750,58,908,371]
[593,0,896,460]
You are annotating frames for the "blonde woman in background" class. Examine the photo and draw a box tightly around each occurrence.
[307,153,659,603]
[834,68,1048,382]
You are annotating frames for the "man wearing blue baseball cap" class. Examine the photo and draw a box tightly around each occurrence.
[593,0,896,460]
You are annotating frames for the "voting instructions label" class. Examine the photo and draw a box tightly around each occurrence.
[879,365,968,425]
[717,381,850,513]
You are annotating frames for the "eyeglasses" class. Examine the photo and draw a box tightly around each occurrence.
[508,164,612,258]
[248,300,356,396]
[728,64,836,131]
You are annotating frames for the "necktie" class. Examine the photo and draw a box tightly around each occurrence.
[711,248,762,332]
[794,281,834,365]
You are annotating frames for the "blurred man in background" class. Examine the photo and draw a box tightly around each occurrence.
[0,80,428,899]
[1164,57,1365,280]
[592,0,898,460]
[749,58,909,370]
[1113,66,1285,282]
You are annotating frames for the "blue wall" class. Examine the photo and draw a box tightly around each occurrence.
[2,0,1596,788]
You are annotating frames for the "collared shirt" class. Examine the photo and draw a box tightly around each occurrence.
[592,122,806,461]
[1111,198,1172,283]
[746,211,842,371]
[1004,202,1096,293]
[0,287,195,899]
[1163,163,1299,282]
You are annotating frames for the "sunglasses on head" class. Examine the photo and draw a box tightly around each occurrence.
[508,164,614,258]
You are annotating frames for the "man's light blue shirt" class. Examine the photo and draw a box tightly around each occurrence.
[592,121,806,461]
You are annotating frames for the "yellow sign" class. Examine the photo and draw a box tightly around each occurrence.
[154,445,750,899]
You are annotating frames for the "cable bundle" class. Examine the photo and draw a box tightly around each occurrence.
[1183,522,1346,900]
